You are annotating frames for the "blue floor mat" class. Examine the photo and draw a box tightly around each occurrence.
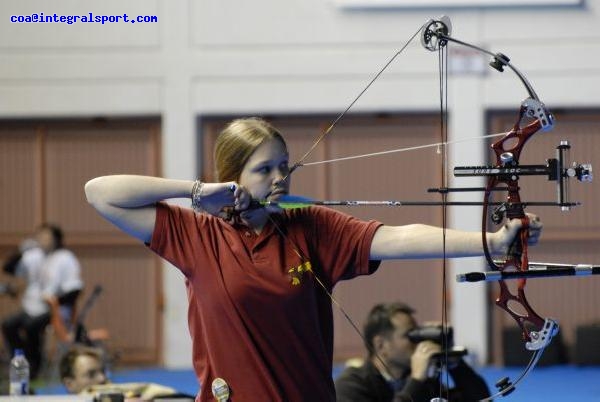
[37,364,600,401]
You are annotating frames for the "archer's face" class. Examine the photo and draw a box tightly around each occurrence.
[239,138,290,203]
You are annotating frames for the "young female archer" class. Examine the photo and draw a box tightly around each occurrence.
[84,117,542,402]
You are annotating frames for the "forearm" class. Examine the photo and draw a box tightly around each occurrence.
[85,175,193,208]
[371,224,496,260]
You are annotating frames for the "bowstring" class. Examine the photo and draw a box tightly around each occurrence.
[438,41,451,402]
[265,213,395,376]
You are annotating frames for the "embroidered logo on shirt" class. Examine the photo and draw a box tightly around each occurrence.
[288,261,312,285]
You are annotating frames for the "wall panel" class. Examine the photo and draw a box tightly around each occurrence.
[0,118,162,365]
[0,125,40,238]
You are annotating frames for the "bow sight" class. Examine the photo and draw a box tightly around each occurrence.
[422,16,593,211]
[454,140,592,219]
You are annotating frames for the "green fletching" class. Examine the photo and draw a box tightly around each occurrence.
[258,200,312,209]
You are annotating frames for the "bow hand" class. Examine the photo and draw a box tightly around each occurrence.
[488,213,542,256]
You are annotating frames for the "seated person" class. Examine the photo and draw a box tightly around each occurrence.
[335,302,490,402]
[60,345,194,401]
[2,224,83,379]
[60,345,109,394]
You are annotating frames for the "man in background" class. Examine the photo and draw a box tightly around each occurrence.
[60,345,194,401]
[335,302,490,402]
[60,345,108,394]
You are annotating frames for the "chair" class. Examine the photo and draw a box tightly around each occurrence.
[42,286,111,381]
[41,289,81,380]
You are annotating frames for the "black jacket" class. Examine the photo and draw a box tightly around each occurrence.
[335,360,490,402]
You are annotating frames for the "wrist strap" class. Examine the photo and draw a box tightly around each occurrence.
[191,180,204,212]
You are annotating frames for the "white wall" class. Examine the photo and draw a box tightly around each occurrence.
[2,0,599,367]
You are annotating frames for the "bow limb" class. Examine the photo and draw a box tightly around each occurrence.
[482,106,559,348]
[475,109,559,401]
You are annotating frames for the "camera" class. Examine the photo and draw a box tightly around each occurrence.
[407,325,467,362]
[407,325,453,346]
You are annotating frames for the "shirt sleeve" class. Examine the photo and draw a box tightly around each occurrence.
[303,206,383,286]
[148,201,205,278]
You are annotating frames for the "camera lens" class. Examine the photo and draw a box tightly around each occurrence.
[407,325,453,345]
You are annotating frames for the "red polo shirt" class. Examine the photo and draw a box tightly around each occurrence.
[149,202,382,402]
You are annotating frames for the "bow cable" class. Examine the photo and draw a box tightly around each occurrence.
[300,132,506,167]
[437,34,451,402]
[286,22,428,178]
[265,212,396,376]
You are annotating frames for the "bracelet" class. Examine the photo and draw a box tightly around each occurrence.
[191,180,204,212]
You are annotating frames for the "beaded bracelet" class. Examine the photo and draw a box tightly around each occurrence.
[191,180,204,212]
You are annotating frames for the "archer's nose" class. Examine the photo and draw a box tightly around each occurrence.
[273,168,289,186]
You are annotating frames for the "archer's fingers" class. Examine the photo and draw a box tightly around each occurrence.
[232,184,252,211]
[525,213,543,245]
[503,217,524,239]
[526,213,543,229]
[504,214,542,231]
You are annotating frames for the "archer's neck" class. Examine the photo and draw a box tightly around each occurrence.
[240,209,270,234]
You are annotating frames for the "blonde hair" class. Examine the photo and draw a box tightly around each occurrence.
[214,117,287,182]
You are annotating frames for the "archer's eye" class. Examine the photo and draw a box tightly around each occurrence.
[279,162,290,175]
[257,166,272,174]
